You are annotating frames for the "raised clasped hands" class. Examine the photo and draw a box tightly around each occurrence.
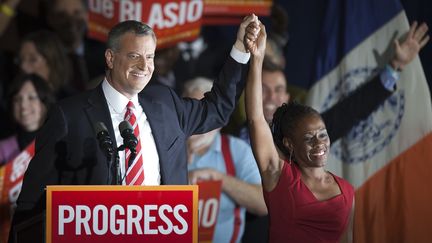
[244,16,266,59]
[235,14,261,53]
[392,21,429,70]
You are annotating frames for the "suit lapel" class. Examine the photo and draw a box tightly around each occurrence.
[138,94,167,182]
[84,85,117,149]
[139,94,165,150]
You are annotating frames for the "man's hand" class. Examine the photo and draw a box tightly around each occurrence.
[188,168,223,185]
[234,14,260,53]
[391,21,429,70]
[245,21,266,58]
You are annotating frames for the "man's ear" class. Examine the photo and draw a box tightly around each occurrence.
[105,49,114,69]
[282,137,293,152]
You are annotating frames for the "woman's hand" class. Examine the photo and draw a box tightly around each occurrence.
[245,21,267,59]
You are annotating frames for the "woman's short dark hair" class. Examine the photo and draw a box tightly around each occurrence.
[8,73,56,112]
[21,30,71,92]
[271,101,321,157]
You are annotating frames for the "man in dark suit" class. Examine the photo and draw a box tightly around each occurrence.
[9,15,261,242]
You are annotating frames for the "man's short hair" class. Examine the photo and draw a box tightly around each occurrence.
[262,57,285,73]
[107,21,156,51]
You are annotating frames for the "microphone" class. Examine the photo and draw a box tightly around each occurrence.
[119,121,138,167]
[94,122,114,158]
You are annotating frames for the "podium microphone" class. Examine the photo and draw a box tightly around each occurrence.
[119,120,138,167]
[94,122,116,184]
[93,122,114,158]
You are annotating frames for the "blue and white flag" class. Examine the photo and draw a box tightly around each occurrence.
[306,0,432,242]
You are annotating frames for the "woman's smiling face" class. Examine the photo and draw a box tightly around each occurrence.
[289,114,330,168]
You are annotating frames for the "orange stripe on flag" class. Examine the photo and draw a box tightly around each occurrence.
[354,132,432,243]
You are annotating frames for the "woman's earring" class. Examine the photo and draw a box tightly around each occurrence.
[289,149,293,165]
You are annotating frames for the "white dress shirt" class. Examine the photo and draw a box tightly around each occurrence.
[230,46,250,64]
[102,79,160,185]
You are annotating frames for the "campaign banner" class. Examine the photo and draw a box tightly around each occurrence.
[0,141,35,243]
[202,0,272,25]
[87,0,204,48]
[203,0,272,16]
[46,185,198,243]
[197,181,222,243]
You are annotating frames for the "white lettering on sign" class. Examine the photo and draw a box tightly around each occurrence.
[110,205,125,235]
[127,205,143,234]
[59,205,74,235]
[10,151,31,182]
[88,0,114,19]
[158,204,173,235]
[147,0,203,29]
[8,181,23,203]
[57,204,189,235]
[76,205,92,235]
[93,205,109,235]
[173,204,188,234]
[198,198,219,227]
[144,204,157,234]
[120,0,142,22]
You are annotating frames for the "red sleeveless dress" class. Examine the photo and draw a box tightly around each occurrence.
[263,161,354,243]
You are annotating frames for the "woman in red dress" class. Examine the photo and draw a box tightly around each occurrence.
[243,15,430,241]
[244,22,354,243]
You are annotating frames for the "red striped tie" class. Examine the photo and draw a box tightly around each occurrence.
[124,101,144,185]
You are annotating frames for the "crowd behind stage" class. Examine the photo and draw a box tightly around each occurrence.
[0,0,430,243]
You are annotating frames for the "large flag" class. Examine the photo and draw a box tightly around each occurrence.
[305,0,432,242]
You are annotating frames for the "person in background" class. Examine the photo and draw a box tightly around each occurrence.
[239,21,430,144]
[184,77,266,243]
[17,30,75,99]
[0,0,47,92]
[151,45,183,94]
[42,0,106,90]
[0,73,55,165]
[0,0,21,36]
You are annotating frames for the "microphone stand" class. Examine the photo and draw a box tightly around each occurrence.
[115,145,125,185]
[116,144,136,185]
[112,148,122,185]
[101,141,114,185]
[94,122,121,185]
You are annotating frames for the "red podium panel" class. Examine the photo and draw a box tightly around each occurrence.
[46,185,198,243]
[197,181,221,243]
